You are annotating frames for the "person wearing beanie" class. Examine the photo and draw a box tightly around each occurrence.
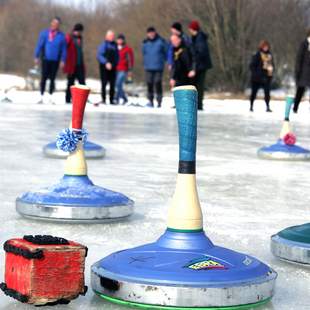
[142,26,168,108]
[63,23,86,104]
[188,20,212,110]
[169,34,195,88]
[167,22,194,70]
[96,30,119,105]
[34,16,67,104]
[293,29,310,113]
[249,40,274,112]
[189,20,200,32]
[115,34,134,104]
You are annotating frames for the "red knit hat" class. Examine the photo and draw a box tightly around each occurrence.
[189,20,200,31]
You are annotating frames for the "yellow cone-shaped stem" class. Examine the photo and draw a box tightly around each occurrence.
[167,174,203,231]
[279,120,291,139]
[64,141,87,175]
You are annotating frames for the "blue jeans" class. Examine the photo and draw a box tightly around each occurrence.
[115,71,127,103]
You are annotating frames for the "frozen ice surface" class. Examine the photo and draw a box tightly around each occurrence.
[0,93,310,309]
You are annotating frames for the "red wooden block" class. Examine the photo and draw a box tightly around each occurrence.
[0,235,87,305]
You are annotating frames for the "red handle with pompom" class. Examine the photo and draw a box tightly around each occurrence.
[71,85,90,131]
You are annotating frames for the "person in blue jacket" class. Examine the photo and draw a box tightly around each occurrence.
[96,30,119,105]
[34,17,66,104]
[142,27,167,108]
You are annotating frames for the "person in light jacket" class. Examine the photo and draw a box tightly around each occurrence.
[142,26,167,108]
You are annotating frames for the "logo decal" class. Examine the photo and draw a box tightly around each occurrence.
[243,256,253,266]
[184,256,227,270]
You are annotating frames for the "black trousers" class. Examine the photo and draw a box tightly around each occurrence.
[145,70,163,104]
[99,64,116,103]
[40,60,59,95]
[193,70,206,110]
[175,77,194,87]
[293,86,308,112]
[66,65,86,103]
[250,79,271,109]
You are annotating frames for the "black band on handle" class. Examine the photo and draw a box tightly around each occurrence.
[178,161,196,174]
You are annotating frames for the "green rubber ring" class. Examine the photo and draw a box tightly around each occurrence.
[95,291,272,310]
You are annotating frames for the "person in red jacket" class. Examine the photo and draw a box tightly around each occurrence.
[64,23,85,103]
[115,34,134,104]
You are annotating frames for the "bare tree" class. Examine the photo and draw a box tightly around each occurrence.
[0,0,307,91]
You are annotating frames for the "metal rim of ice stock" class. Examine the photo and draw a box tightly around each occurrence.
[271,234,310,265]
[15,198,134,223]
[257,149,310,161]
[91,264,277,309]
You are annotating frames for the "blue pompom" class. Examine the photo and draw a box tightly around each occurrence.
[80,128,88,143]
[56,128,89,153]
[56,128,79,152]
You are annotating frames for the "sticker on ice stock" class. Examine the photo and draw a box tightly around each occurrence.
[243,256,253,266]
[184,256,227,271]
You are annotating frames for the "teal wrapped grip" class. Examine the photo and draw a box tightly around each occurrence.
[284,96,294,120]
[173,87,198,162]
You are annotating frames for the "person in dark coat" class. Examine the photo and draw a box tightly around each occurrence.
[34,16,66,104]
[169,34,195,88]
[142,27,167,108]
[249,40,274,112]
[167,22,193,70]
[293,29,310,113]
[188,20,212,110]
[96,30,119,105]
[64,23,85,104]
